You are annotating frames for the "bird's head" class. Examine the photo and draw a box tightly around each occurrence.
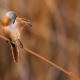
[1,11,32,28]
[2,11,17,26]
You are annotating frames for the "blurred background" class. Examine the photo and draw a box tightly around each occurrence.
[0,0,80,80]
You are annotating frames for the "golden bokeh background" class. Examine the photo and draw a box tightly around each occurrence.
[0,0,80,80]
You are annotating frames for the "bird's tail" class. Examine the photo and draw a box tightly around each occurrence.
[10,42,19,63]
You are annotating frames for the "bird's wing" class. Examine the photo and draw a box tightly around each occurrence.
[16,17,32,27]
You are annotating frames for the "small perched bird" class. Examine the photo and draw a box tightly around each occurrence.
[0,11,72,76]
[1,11,32,63]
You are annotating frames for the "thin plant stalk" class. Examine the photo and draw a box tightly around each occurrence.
[0,34,72,76]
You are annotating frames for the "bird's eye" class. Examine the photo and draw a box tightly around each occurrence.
[2,16,10,26]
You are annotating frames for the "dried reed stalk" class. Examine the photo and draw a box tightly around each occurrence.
[0,34,72,77]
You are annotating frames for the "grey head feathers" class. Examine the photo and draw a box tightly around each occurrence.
[6,11,17,24]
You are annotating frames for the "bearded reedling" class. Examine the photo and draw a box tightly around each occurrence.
[1,11,32,63]
[0,11,72,77]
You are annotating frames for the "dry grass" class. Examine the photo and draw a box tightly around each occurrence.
[0,0,80,80]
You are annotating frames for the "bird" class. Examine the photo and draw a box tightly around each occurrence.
[1,11,32,63]
[0,11,73,76]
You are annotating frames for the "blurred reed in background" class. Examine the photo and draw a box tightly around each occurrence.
[0,0,80,80]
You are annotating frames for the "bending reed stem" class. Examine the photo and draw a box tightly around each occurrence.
[0,34,72,76]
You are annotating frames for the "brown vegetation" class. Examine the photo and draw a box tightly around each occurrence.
[0,0,80,80]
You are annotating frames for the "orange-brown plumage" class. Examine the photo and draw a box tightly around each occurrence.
[1,11,32,63]
[2,16,10,27]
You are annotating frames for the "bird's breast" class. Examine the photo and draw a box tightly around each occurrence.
[3,20,20,41]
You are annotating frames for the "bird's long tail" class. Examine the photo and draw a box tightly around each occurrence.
[8,39,23,63]
[9,42,19,63]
